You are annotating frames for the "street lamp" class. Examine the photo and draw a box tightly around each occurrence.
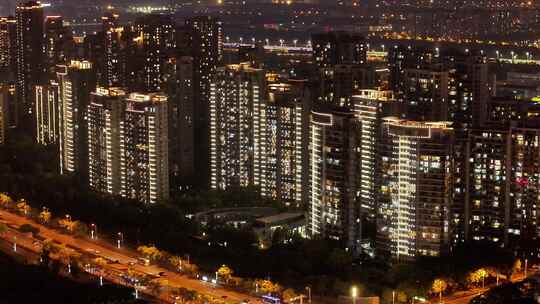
[117,232,123,249]
[90,223,97,240]
[351,286,358,304]
[65,214,71,221]
[525,258,528,277]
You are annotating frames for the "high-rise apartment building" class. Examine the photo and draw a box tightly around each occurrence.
[307,107,359,248]
[400,65,450,121]
[377,118,454,261]
[209,63,266,190]
[166,56,195,186]
[388,46,437,94]
[442,51,489,129]
[44,16,73,78]
[88,88,169,203]
[35,81,59,145]
[262,81,310,207]
[312,31,367,68]
[57,60,96,177]
[508,127,540,247]
[465,129,508,245]
[185,16,223,187]
[88,87,126,196]
[0,85,9,144]
[0,16,16,79]
[16,1,45,135]
[120,93,169,203]
[135,14,175,92]
[319,64,375,107]
[352,90,399,219]
[102,12,124,88]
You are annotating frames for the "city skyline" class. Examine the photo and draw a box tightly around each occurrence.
[0,1,540,304]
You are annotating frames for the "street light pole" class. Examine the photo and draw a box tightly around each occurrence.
[525,259,528,277]
[117,232,123,249]
[90,223,97,240]
[305,287,311,304]
[351,286,358,304]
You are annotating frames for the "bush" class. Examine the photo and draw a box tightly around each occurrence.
[19,224,39,235]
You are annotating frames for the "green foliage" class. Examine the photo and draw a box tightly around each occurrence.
[18,224,39,234]
[0,223,7,234]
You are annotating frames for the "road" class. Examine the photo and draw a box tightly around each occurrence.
[434,270,532,304]
[0,209,261,304]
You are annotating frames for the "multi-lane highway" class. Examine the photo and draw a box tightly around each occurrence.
[0,209,261,304]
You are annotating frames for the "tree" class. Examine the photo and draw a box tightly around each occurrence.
[38,208,52,224]
[93,257,107,268]
[513,259,522,274]
[174,287,197,303]
[137,245,163,262]
[217,265,233,283]
[0,193,13,208]
[432,279,448,303]
[183,262,199,276]
[147,280,162,295]
[282,288,298,302]
[54,243,81,274]
[42,239,55,252]
[16,200,31,216]
[169,255,184,271]
[0,223,7,235]
[468,268,489,288]
[58,218,79,233]
[256,279,281,294]
[18,224,39,235]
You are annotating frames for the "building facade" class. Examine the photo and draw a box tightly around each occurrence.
[35,82,59,145]
[57,60,96,177]
[88,88,169,203]
[120,93,169,203]
[166,56,195,187]
[209,63,266,190]
[308,108,359,248]
[377,118,454,261]
[186,16,223,187]
[16,1,45,136]
[352,90,399,220]
[263,81,310,207]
